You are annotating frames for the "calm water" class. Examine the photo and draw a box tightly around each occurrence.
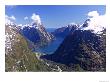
[36,37,64,54]
[35,28,64,54]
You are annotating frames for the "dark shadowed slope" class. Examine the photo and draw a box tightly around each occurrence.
[41,29,106,71]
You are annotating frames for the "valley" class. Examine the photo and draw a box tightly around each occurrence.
[5,5,106,72]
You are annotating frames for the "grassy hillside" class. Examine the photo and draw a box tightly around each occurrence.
[5,26,51,72]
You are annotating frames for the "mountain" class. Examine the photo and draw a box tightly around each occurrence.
[5,13,106,72]
[52,23,79,38]
[80,18,105,34]
[5,24,54,72]
[41,19,106,71]
[20,16,54,47]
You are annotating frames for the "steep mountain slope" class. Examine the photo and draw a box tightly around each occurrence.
[5,25,53,72]
[42,29,106,71]
[52,23,79,38]
[20,18,54,47]
[41,19,106,71]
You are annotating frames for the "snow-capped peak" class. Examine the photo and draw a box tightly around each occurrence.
[80,11,106,34]
[18,24,22,27]
[31,22,39,29]
[69,22,77,26]
[19,22,40,30]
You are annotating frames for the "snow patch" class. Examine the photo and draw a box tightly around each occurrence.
[69,22,77,26]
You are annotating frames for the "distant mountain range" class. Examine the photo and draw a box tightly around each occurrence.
[52,23,79,38]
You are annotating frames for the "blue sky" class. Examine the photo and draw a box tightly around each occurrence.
[5,5,105,28]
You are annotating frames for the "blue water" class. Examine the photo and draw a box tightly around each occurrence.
[36,28,64,54]
[37,37,64,54]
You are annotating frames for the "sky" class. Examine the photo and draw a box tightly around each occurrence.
[5,5,106,28]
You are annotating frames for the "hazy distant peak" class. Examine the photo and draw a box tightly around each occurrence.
[69,22,77,25]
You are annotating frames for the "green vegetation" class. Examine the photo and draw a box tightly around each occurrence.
[5,27,51,72]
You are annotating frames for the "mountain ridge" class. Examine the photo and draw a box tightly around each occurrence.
[41,18,106,71]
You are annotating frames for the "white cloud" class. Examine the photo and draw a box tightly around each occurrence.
[31,13,41,24]
[10,16,16,20]
[5,15,16,24]
[24,16,28,20]
[82,11,106,33]
[5,15,11,24]
[5,17,11,24]
[5,15,16,21]
[88,11,106,27]
[88,11,99,17]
